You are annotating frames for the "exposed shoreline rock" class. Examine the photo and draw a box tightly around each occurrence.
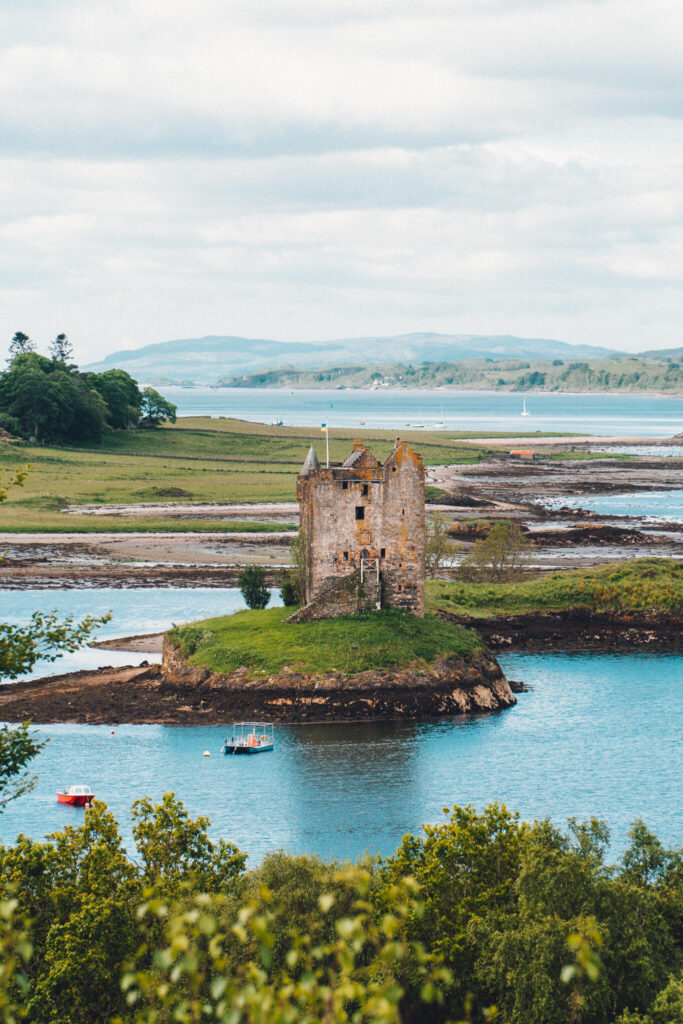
[438,609,682,651]
[157,638,516,722]
[0,646,516,725]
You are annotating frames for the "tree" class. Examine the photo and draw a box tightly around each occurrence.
[460,521,531,582]
[0,352,108,444]
[0,611,110,681]
[131,792,246,895]
[7,332,35,360]
[425,513,458,576]
[275,568,298,606]
[275,530,308,606]
[238,565,270,610]
[0,724,45,811]
[139,387,177,427]
[88,368,141,429]
[48,333,73,365]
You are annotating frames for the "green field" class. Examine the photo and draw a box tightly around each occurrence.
[169,605,483,678]
[0,417,506,532]
[426,559,683,617]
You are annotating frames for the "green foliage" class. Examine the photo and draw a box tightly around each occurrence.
[88,368,142,429]
[124,870,450,1024]
[7,332,34,360]
[0,352,109,444]
[425,512,458,576]
[0,340,167,445]
[48,333,73,365]
[427,558,683,617]
[0,725,45,812]
[131,792,247,895]
[276,528,309,607]
[139,386,177,427]
[0,799,681,1023]
[275,568,299,606]
[238,565,271,610]
[460,521,532,582]
[222,354,683,394]
[0,609,111,680]
[382,802,525,1011]
[0,897,33,1024]
[168,606,482,678]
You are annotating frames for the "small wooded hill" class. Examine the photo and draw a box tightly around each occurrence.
[224,354,682,394]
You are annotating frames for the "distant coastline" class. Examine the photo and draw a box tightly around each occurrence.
[209,382,682,399]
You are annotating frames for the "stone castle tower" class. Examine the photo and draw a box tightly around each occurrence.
[292,438,425,620]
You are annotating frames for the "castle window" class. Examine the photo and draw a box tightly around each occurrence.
[355,506,365,521]
[380,548,386,558]
[343,551,349,561]
[402,508,405,515]
[342,481,348,490]
[362,484,369,496]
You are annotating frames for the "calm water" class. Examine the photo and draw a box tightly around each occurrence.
[1,588,281,681]
[160,386,683,438]
[596,445,683,457]
[542,490,683,524]
[2,653,680,862]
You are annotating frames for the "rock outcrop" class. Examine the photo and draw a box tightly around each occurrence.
[438,609,682,651]
[159,637,516,722]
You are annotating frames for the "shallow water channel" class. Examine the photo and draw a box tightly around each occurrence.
[1,652,680,862]
[1,587,282,681]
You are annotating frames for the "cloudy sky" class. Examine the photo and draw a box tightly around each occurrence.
[1,0,681,363]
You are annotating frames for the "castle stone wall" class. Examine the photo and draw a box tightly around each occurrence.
[297,439,425,618]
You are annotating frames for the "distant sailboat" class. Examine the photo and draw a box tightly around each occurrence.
[521,398,531,417]
[434,403,447,430]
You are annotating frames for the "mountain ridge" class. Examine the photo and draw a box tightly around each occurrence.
[85,332,622,384]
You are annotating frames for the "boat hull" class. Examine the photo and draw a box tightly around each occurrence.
[222,744,274,755]
[57,792,94,806]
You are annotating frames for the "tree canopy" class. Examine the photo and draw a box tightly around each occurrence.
[0,798,680,1023]
[0,333,176,443]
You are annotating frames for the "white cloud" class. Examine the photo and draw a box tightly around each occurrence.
[0,0,681,359]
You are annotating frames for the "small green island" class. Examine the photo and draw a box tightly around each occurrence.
[168,606,482,679]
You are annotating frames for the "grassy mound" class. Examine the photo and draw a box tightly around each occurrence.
[168,607,483,679]
[426,558,682,617]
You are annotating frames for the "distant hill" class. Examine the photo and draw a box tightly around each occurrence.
[84,333,620,385]
[223,356,682,395]
[636,346,682,360]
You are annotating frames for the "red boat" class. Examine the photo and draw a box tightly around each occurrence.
[57,785,95,807]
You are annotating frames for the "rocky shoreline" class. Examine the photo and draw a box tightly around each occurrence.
[0,646,516,725]
[438,609,682,651]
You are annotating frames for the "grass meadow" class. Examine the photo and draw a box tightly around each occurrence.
[426,558,683,616]
[0,417,497,532]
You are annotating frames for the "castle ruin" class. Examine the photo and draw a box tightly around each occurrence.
[291,438,425,621]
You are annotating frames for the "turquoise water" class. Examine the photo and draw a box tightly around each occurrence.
[542,489,683,523]
[159,386,683,438]
[1,588,281,681]
[2,652,680,862]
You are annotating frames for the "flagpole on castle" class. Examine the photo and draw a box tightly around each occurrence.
[321,423,329,467]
